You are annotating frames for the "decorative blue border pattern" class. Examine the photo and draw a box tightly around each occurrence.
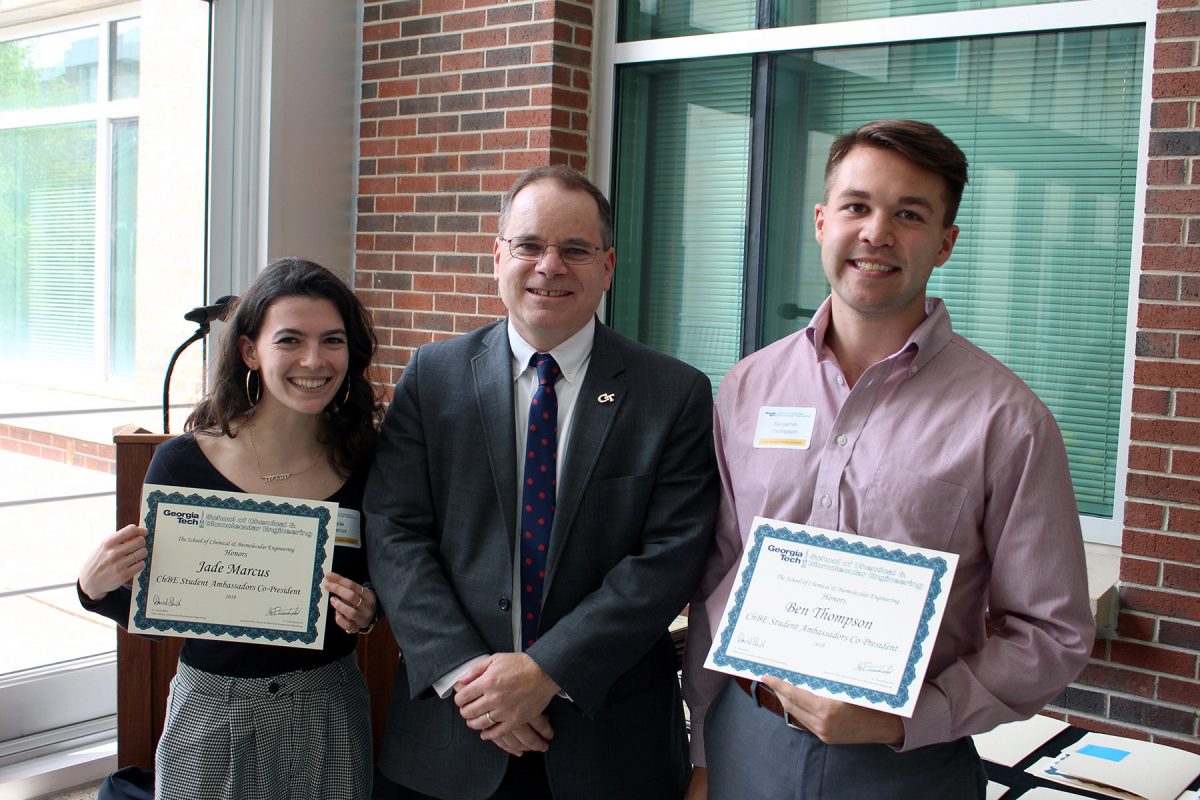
[711,522,951,710]
[132,489,332,644]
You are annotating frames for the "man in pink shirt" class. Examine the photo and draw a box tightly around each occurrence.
[682,119,1094,799]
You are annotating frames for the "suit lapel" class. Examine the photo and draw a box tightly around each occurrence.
[472,322,518,557]
[545,323,625,590]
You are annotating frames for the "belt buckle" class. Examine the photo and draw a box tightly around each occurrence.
[750,679,806,732]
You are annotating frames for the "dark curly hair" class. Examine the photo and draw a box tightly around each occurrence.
[185,257,381,477]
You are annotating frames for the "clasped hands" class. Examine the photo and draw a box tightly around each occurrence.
[453,653,560,757]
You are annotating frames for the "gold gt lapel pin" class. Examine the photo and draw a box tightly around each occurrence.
[597,392,616,403]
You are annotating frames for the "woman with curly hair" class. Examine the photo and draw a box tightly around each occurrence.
[79,257,383,799]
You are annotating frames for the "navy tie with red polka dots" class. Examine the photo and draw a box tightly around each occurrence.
[521,353,560,649]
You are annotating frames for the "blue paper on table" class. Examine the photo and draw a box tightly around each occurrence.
[1077,744,1130,763]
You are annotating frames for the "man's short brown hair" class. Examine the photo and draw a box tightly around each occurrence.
[824,119,969,227]
[499,165,614,249]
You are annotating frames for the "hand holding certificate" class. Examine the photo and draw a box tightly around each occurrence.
[705,516,957,717]
[128,483,338,649]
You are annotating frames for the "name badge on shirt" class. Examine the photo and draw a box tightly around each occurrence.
[753,406,816,449]
[335,508,362,548]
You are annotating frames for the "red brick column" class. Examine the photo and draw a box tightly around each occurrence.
[1068,0,1200,753]
[356,0,595,389]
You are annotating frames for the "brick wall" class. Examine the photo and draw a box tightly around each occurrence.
[1058,0,1200,755]
[0,424,115,474]
[356,0,595,392]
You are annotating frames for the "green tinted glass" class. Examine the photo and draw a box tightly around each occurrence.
[620,1,756,41]
[612,57,753,390]
[619,0,1074,41]
[610,26,1143,518]
[110,18,140,100]
[775,0,1075,26]
[0,123,98,365]
[763,28,1143,517]
[0,27,99,111]
[110,118,138,374]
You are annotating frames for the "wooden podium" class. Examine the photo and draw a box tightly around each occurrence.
[112,427,399,768]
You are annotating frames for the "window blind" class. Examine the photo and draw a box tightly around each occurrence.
[788,26,1143,517]
[612,57,754,389]
[618,0,1075,41]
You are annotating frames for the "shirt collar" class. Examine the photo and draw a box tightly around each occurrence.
[908,298,953,370]
[805,296,954,372]
[507,317,596,383]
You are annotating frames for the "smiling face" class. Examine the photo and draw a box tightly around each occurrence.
[494,179,616,352]
[238,295,349,418]
[815,145,959,332]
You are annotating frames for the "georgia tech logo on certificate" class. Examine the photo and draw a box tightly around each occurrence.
[128,484,339,650]
[705,516,958,717]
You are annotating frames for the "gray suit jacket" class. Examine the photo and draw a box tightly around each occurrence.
[365,319,718,800]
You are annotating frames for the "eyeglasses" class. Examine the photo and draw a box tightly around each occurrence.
[500,237,605,266]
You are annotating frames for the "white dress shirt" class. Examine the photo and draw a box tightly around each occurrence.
[433,318,595,697]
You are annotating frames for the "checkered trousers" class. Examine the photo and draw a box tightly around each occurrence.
[155,653,371,800]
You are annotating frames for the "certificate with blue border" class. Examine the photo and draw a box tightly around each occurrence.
[128,484,338,650]
[704,516,958,717]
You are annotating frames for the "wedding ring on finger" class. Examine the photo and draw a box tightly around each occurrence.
[485,711,496,727]
[354,594,363,609]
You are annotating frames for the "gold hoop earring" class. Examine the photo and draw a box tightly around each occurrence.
[245,369,261,407]
[340,378,351,407]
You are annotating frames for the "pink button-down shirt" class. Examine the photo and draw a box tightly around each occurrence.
[683,297,1094,762]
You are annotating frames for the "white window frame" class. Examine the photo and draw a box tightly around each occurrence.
[592,0,1154,546]
[207,0,362,302]
[0,4,141,388]
[3,0,360,786]
[0,6,140,787]
[2,1,361,787]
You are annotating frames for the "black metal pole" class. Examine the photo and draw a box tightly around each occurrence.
[162,323,209,433]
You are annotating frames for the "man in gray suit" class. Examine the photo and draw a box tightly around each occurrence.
[365,165,719,800]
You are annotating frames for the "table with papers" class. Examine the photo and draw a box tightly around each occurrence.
[976,717,1200,800]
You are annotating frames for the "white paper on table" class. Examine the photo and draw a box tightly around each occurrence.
[1022,788,1100,800]
[985,781,1010,800]
[1053,733,1200,800]
[973,714,1071,766]
[1027,756,1143,800]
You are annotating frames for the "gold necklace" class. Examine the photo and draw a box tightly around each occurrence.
[246,425,324,483]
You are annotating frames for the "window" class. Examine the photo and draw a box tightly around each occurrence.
[0,2,209,766]
[619,0,1076,40]
[612,57,753,385]
[608,0,1147,542]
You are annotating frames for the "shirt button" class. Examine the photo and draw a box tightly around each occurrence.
[498,596,511,612]
[836,375,846,386]
[267,682,280,694]
[820,494,832,508]
[836,434,848,446]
